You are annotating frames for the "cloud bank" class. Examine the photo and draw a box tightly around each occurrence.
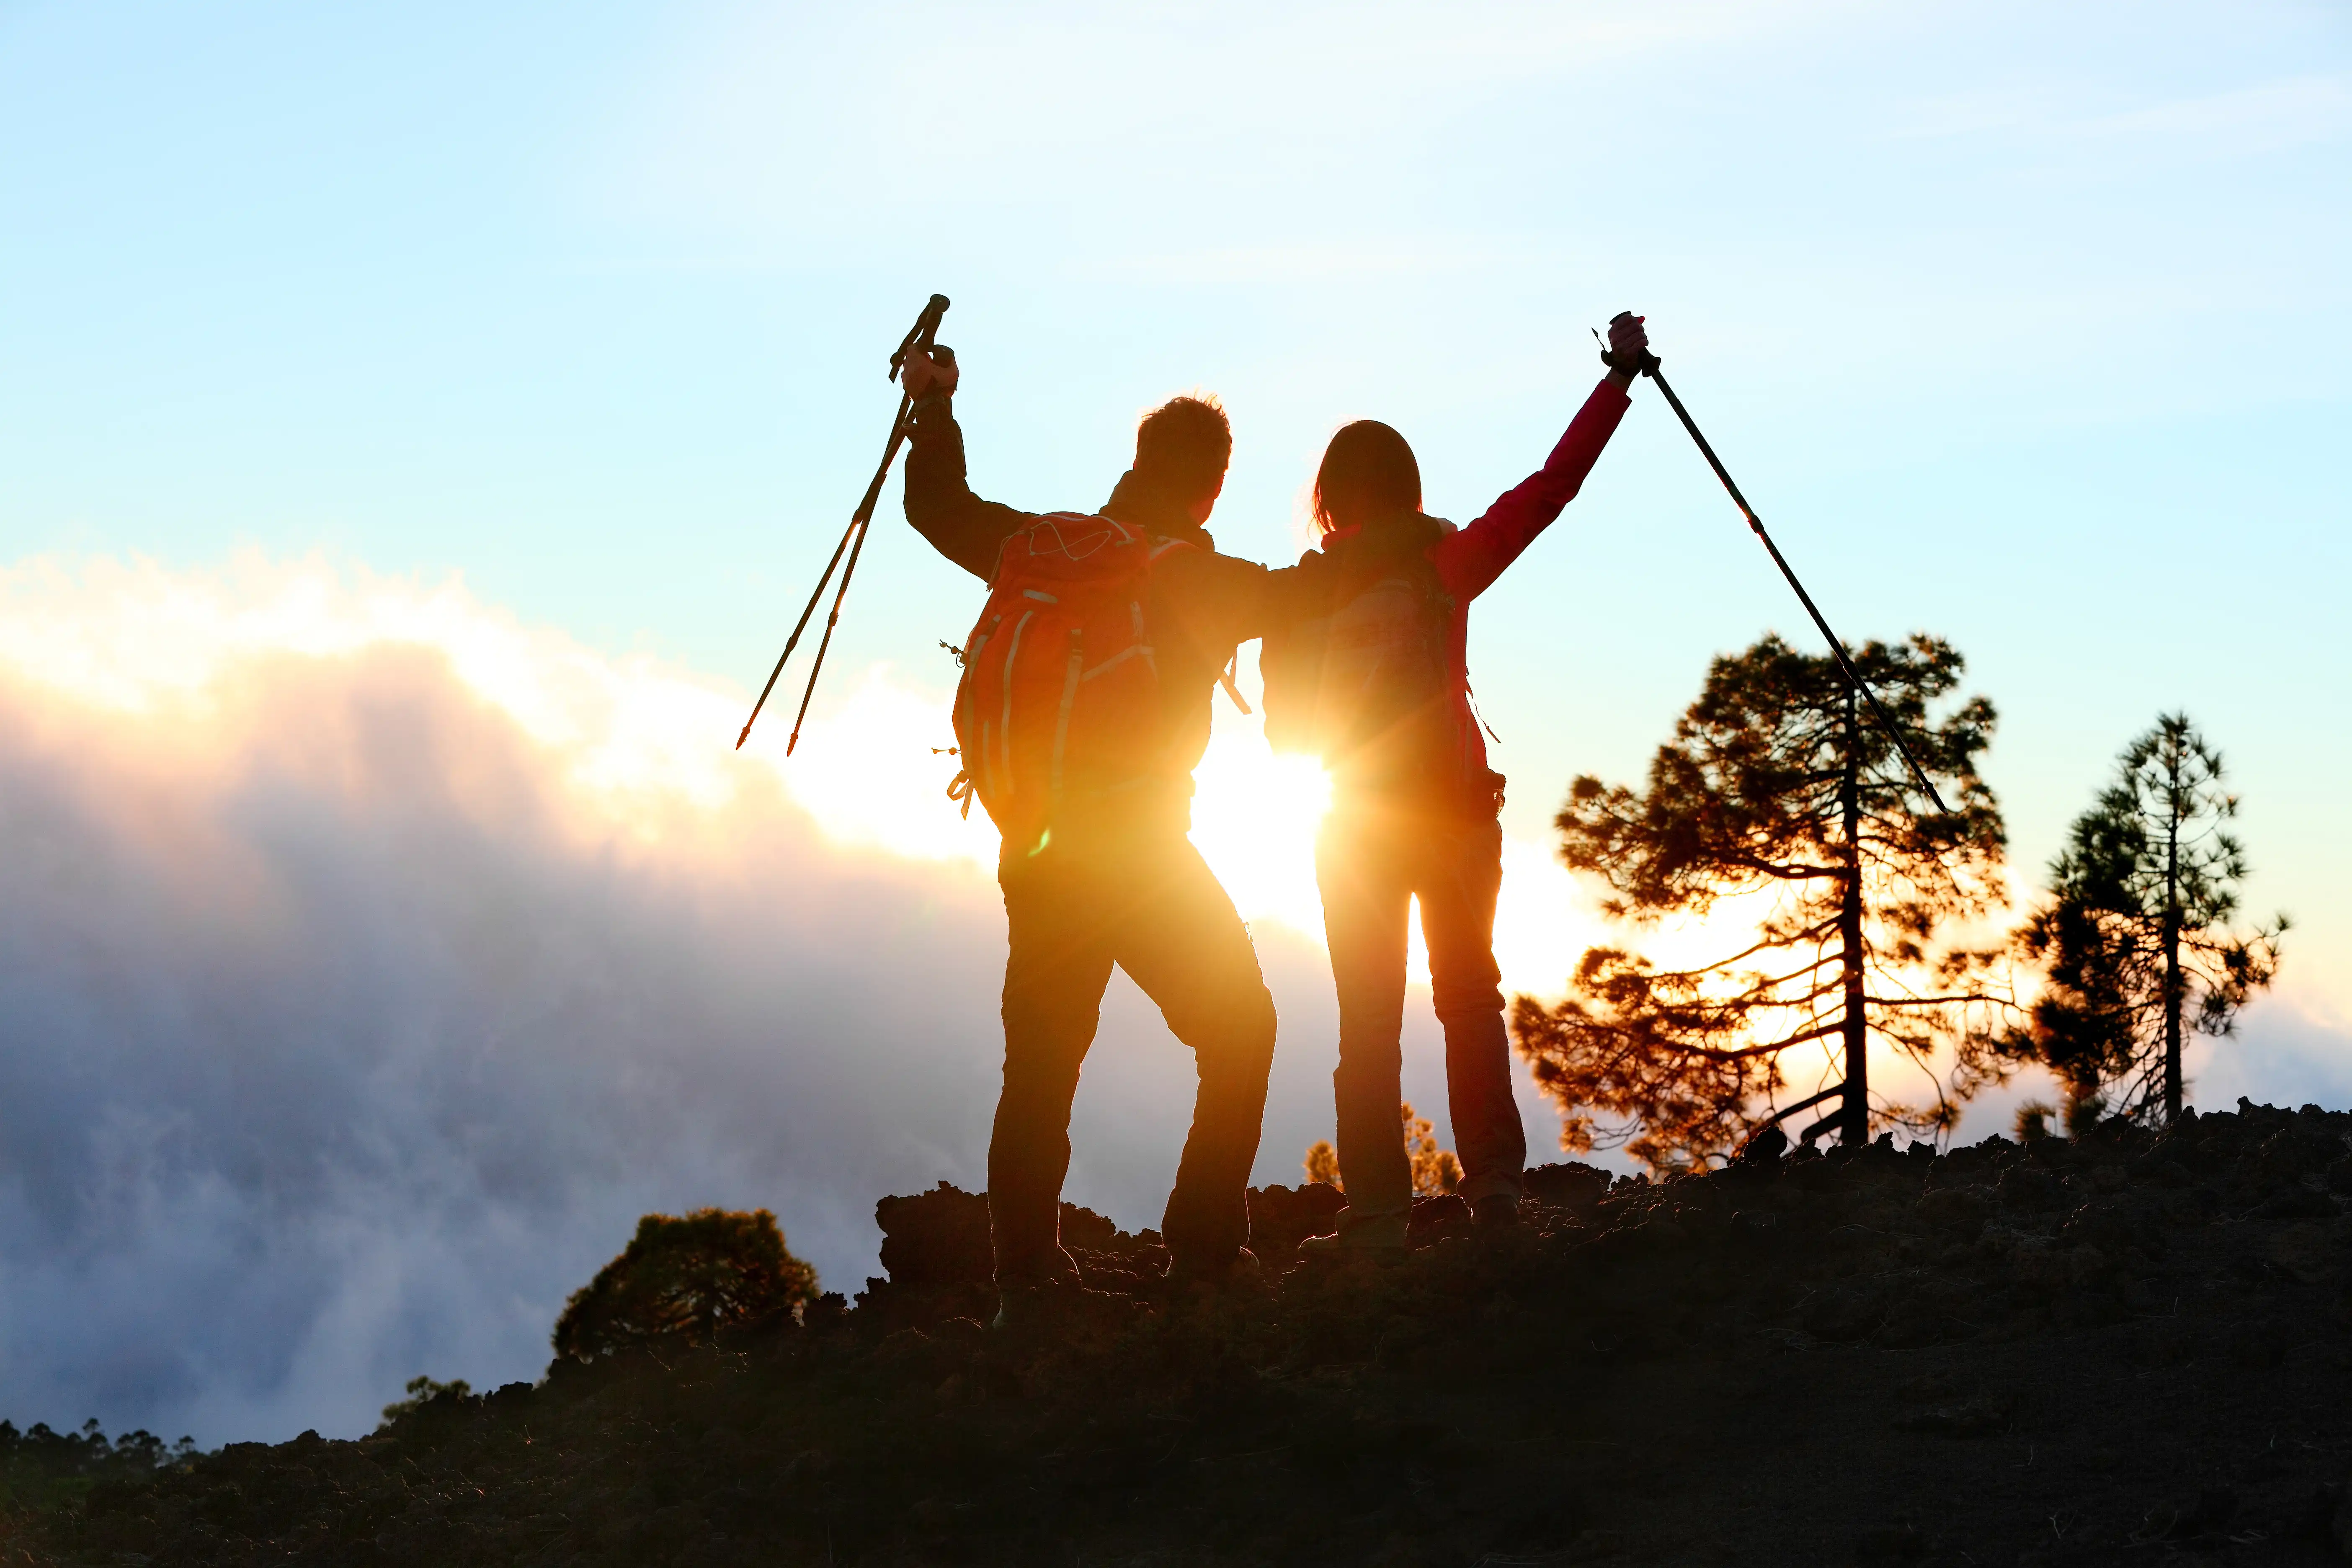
[0,554,1315,1444]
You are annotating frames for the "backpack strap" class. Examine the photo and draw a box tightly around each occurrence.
[1218,652,1253,715]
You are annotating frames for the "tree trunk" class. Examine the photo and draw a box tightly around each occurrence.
[1839,685,1868,1146]
[2162,766,2184,1123]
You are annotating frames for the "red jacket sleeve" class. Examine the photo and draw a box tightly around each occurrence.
[1434,378,1630,602]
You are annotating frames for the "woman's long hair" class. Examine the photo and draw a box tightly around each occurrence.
[1313,420,1443,565]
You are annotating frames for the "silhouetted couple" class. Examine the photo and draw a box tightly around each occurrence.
[899,312,1650,1321]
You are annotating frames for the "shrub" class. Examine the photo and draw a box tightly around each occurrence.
[552,1208,818,1362]
[379,1376,471,1427]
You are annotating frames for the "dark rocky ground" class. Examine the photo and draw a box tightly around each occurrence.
[10,1099,2352,1566]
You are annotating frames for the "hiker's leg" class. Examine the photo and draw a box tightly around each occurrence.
[1418,810,1526,1207]
[993,853,1115,1282]
[1313,802,1415,1229]
[1111,835,1277,1266]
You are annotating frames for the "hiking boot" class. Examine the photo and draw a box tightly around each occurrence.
[1473,1194,1524,1230]
[991,1274,1127,1333]
[990,1281,1050,1332]
[1298,1205,1408,1260]
[989,1257,1086,1332]
[1163,1246,1262,1294]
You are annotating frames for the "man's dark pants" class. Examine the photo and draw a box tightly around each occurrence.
[990,825,1278,1280]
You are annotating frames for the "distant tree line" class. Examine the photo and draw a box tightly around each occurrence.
[0,1418,197,1512]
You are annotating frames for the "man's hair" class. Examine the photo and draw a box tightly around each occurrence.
[1133,394,1231,503]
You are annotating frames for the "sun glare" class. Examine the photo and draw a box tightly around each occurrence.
[748,664,995,869]
[1189,705,1332,941]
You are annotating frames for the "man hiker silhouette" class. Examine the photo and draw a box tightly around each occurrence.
[898,348,1318,1323]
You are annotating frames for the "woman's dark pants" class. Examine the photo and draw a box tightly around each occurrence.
[1313,797,1527,1220]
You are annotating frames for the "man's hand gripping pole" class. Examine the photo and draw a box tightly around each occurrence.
[1599,313,1950,814]
[736,293,952,753]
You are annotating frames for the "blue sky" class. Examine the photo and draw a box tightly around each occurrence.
[7,1,2346,885]
[1,1,2348,1439]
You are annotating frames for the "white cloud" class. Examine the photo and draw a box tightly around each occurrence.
[0,555,1022,1442]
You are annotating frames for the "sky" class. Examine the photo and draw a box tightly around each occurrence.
[0,0,2347,1443]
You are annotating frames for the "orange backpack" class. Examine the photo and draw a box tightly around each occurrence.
[951,513,1193,850]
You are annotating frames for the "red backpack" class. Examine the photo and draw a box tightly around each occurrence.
[950,513,1194,850]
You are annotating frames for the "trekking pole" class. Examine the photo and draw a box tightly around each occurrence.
[1600,315,1950,814]
[735,293,951,753]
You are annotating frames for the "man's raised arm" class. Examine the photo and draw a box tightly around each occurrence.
[900,349,1032,583]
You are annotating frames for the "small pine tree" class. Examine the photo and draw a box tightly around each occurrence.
[1300,1104,1461,1196]
[379,1375,472,1427]
[552,1207,818,1362]
[1402,1102,1462,1197]
[1511,634,2014,1168]
[2011,714,2285,1123]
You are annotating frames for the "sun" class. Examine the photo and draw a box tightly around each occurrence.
[759,655,1621,1001]
[1187,696,1333,941]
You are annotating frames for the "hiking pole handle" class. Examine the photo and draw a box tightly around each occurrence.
[1607,325,1952,815]
[1598,309,1662,379]
[890,295,952,382]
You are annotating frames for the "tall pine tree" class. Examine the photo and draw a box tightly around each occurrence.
[1510,634,2012,1169]
[2011,714,2285,1124]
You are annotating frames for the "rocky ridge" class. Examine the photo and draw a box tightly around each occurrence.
[12,1099,2352,1566]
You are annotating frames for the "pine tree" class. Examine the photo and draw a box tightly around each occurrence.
[552,1208,818,1362]
[1302,1139,1341,1188]
[1299,1102,1461,1195]
[2011,714,2285,1123]
[1401,1102,1463,1197]
[1510,634,2012,1169]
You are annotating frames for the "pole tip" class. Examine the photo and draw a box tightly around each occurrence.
[735,726,750,750]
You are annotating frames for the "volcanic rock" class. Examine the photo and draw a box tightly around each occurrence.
[19,1104,2352,1567]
